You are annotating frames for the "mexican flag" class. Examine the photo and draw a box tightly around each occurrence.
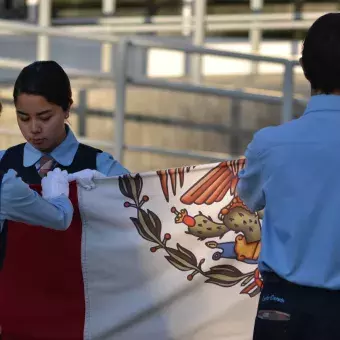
[0,160,261,340]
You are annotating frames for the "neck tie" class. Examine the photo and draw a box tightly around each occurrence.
[38,155,56,178]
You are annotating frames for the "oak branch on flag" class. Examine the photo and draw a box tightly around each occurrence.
[0,160,260,340]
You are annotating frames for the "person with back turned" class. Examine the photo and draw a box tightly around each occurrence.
[237,13,340,340]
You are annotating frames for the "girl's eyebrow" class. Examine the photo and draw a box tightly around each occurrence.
[16,109,52,116]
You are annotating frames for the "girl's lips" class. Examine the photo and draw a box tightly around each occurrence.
[32,138,45,145]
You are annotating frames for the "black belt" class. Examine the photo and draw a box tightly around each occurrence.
[262,271,292,285]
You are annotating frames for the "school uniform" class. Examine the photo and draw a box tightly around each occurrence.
[237,95,340,339]
[0,126,129,339]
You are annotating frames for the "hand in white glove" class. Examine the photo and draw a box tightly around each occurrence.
[67,169,106,191]
[42,168,69,199]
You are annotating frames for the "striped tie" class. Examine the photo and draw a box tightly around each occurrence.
[38,155,56,178]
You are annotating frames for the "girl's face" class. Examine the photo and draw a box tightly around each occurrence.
[15,93,69,152]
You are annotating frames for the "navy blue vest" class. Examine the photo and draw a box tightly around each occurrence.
[0,143,102,185]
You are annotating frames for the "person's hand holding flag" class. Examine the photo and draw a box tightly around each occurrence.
[67,169,107,190]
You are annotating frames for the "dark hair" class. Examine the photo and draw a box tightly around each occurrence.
[13,60,72,111]
[302,13,340,94]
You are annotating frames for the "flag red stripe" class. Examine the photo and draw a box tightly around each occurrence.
[0,183,85,339]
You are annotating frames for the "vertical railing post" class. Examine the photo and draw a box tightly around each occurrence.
[101,43,113,73]
[26,0,39,23]
[291,0,304,57]
[281,61,294,123]
[114,38,129,163]
[37,0,51,61]
[101,0,117,73]
[182,0,193,78]
[182,0,193,36]
[102,0,116,15]
[250,0,263,75]
[230,98,241,154]
[78,89,87,137]
[191,0,206,84]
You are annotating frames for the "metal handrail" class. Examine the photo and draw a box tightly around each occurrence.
[0,19,306,165]
[0,18,315,36]
[0,128,232,162]
[130,76,306,105]
[127,37,299,64]
[0,19,298,64]
[113,37,303,163]
[0,57,113,80]
[0,19,119,43]
[52,11,327,26]
[57,18,317,34]
[50,10,330,36]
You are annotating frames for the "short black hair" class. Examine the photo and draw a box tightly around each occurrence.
[13,60,72,111]
[302,13,340,94]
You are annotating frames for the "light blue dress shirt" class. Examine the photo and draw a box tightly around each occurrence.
[0,126,128,232]
[0,169,73,231]
[237,94,340,290]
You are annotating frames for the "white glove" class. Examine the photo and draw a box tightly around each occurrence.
[67,169,106,191]
[42,168,69,199]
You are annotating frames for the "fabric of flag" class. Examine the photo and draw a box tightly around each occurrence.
[0,160,261,340]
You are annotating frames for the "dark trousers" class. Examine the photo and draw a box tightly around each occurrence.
[253,272,340,340]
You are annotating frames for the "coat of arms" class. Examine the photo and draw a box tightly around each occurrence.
[119,160,263,298]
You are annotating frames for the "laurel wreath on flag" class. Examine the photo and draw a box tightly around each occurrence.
[119,174,262,297]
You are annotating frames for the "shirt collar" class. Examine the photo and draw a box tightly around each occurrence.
[304,94,340,116]
[23,125,79,167]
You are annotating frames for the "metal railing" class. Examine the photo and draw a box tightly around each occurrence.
[114,37,303,163]
[0,19,305,165]
[0,18,118,79]
[45,10,322,76]
[49,6,325,76]
[54,11,326,33]
[0,5,325,75]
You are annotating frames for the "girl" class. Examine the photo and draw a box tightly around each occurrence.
[0,60,129,182]
[0,61,129,339]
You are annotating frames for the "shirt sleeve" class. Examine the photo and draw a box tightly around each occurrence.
[96,152,130,176]
[237,134,266,212]
[0,170,73,231]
